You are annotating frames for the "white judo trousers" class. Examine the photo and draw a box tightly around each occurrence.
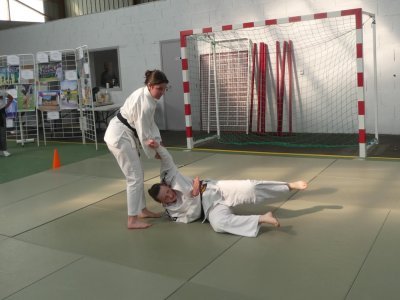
[106,125,145,216]
[206,180,290,237]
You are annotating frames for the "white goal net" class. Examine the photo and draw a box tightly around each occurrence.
[181,9,377,157]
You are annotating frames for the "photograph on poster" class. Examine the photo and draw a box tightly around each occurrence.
[39,62,63,82]
[5,89,18,118]
[0,67,8,85]
[7,65,19,84]
[17,84,35,111]
[38,90,60,111]
[60,80,78,109]
[0,66,19,85]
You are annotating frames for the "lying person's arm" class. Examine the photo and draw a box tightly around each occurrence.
[191,176,200,197]
[146,140,177,178]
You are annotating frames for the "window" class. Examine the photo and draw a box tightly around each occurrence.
[89,48,121,89]
[64,0,161,17]
[0,0,45,23]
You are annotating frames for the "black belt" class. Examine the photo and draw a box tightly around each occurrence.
[117,112,138,139]
[199,181,207,220]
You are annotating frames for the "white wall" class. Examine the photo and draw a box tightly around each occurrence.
[0,0,399,135]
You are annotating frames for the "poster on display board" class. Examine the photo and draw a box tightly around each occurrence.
[38,62,63,82]
[0,66,19,85]
[49,51,62,62]
[7,55,20,65]
[60,80,78,109]
[5,88,17,119]
[37,90,60,111]
[65,70,77,81]
[36,52,49,63]
[7,65,19,84]
[20,68,35,84]
[80,78,92,106]
[0,67,7,85]
[17,84,35,111]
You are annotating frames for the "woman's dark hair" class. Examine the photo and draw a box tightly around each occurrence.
[144,69,169,85]
[148,183,162,202]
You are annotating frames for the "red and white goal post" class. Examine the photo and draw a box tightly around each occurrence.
[180,8,378,158]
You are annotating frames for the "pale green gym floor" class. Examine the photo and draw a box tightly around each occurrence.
[1,145,400,299]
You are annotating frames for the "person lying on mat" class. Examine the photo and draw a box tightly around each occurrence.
[146,140,308,237]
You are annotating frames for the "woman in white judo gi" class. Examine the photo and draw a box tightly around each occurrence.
[147,141,308,237]
[104,70,169,229]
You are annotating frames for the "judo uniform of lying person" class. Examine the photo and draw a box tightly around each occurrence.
[147,144,308,237]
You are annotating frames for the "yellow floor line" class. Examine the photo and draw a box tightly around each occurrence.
[166,146,400,161]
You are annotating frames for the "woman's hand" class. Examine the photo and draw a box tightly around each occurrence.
[146,139,159,149]
[146,139,161,159]
[191,176,201,197]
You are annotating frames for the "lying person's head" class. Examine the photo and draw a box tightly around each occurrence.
[148,183,177,205]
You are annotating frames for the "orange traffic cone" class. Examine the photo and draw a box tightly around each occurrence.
[52,148,61,169]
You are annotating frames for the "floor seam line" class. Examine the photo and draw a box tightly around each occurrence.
[165,237,243,299]
[344,209,392,299]
[1,256,85,300]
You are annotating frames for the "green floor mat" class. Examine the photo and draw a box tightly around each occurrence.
[0,141,109,184]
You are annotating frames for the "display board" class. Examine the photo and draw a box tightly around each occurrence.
[0,54,39,146]
[36,46,97,149]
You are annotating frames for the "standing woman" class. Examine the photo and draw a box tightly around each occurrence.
[104,70,169,229]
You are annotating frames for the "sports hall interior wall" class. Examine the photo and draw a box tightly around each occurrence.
[0,0,399,146]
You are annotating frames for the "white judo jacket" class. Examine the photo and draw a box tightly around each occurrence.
[104,86,161,158]
[157,146,203,223]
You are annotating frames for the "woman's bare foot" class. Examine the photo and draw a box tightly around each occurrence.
[288,180,308,190]
[127,216,152,229]
[258,212,280,227]
[139,207,163,218]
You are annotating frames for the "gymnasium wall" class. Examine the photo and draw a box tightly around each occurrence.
[0,0,399,134]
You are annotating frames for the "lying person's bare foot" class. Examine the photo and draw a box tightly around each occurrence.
[139,208,163,218]
[288,180,308,190]
[258,212,280,227]
[127,216,152,229]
